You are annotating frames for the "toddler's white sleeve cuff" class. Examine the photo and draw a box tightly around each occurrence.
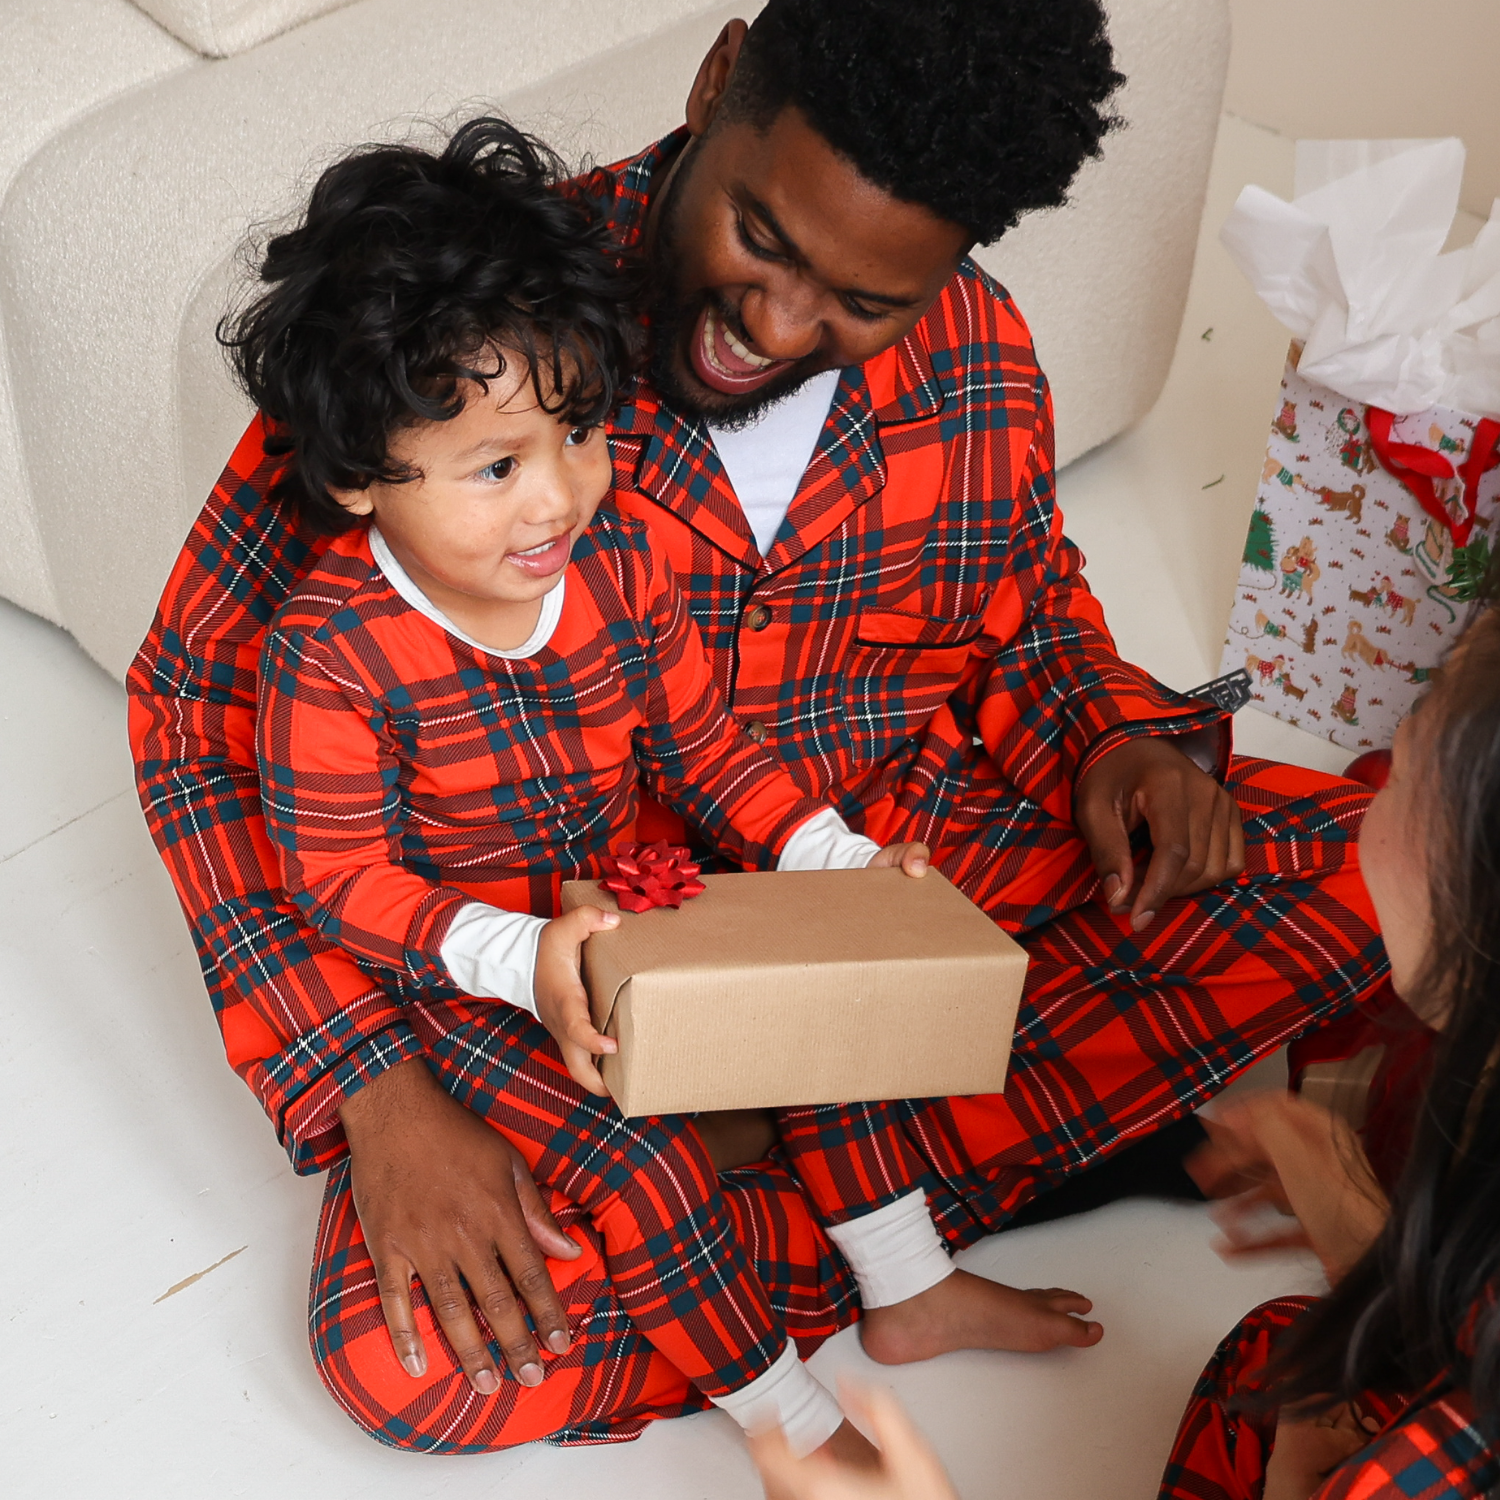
[778,807,882,871]
[440,903,547,1016]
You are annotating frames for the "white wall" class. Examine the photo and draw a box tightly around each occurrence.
[1225,0,1500,219]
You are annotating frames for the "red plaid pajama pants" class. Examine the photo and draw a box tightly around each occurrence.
[1158,1298,1495,1500]
[310,997,860,1452]
[777,758,1388,1243]
[311,758,1387,1451]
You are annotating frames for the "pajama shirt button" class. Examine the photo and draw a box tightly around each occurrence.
[744,604,771,631]
[746,721,769,744]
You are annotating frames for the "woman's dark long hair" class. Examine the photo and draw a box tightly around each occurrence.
[1267,588,1500,1436]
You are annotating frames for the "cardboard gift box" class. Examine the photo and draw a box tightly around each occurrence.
[560,867,1027,1119]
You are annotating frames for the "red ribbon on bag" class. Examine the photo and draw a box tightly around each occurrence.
[1366,407,1500,549]
[600,841,706,913]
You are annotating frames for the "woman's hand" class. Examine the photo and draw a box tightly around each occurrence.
[1188,1092,1388,1283]
[1262,1404,1378,1500]
[533,904,621,1094]
[338,1057,582,1395]
[749,1383,958,1500]
[867,841,931,877]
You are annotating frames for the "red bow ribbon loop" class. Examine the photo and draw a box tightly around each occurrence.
[1366,407,1500,550]
[600,841,706,913]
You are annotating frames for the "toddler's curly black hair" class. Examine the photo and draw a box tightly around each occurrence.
[725,0,1124,244]
[220,117,640,533]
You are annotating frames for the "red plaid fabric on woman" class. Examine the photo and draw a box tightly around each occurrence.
[1159,1297,1499,1500]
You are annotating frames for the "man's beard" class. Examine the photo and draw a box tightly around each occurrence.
[645,150,831,430]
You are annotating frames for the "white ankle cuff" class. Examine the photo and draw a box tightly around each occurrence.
[707,1343,844,1457]
[825,1188,954,1310]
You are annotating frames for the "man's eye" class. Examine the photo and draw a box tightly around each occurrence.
[564,426,595,447]
[842,297,887,324]
[478,457,516,482]
[735,213,783,263]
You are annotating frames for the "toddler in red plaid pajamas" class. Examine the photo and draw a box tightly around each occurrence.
[236,117,1099,1463]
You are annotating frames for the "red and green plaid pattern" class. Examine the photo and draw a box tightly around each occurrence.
[1159,1296,1498,1500]
[256,515,822,982]
[310,997,860,1451]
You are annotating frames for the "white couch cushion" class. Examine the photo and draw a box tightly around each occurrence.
[0,0,195,626]
[130,0,360,57]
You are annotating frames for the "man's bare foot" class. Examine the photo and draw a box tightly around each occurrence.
[759,1419,879,1500]
[859,1268,1103,1364]
[695,1109,779,1171]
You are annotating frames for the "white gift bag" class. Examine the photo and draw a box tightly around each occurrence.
[1217,139,1500,750]
[1221,353,1500,749]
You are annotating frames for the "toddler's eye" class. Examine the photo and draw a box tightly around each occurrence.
[565,426,595,447]
[478,457,516,482]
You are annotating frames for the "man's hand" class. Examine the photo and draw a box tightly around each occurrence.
[866,841,931,877]
[534,905,621,1095]
[1188,1092,1389,1284]
[1074,736,1244,931]
[338,1058,582,1394]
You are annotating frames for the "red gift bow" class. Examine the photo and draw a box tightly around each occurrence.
[599,841,706,913]
[1366,406,1500,549]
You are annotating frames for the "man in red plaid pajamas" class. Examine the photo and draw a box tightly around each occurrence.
[129,0,1387,1451]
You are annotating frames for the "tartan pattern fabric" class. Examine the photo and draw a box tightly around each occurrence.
[1158,1297,1498,1500]
[310,997,860,1451]
[777,759,1386,1231]
[128,130,1235,1170]
[256,516,822,988]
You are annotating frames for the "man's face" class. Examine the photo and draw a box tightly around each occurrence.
[646,89,971,426]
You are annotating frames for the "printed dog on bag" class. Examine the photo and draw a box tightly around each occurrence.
[1221,351,1500,750]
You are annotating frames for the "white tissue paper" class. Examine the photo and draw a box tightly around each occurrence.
[1221,138,1500,416]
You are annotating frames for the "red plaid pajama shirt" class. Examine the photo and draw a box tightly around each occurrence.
[1159,1297,1500,1500]
[128,131,1387,1451]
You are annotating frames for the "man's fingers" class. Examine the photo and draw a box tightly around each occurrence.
[459,1247,548,1388]
[1227,796,1246,878]
[418,1259,509,1395]
[1077,792,1136,911]
[373,1253,427,1379]
[1131,837,1188,930]
[509,1150,583,1265]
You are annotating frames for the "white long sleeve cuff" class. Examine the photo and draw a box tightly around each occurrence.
[777,807,882,871]
[439,903,548,1016]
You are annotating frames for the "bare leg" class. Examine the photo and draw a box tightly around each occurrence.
[859,1268,1103,1364]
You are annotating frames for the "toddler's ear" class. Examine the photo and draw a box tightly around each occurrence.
[330,484,375,517]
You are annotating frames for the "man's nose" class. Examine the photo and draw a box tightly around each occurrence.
[738,276,824,363]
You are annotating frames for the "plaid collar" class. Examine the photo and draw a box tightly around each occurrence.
[600,132,948,573]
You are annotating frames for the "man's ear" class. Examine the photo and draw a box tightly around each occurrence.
[329,484,375,517]
[684,19,748,139]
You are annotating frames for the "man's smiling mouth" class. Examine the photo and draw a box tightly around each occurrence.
[689,303,793,394]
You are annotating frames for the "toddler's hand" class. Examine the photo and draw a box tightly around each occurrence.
[867,841,930,878]
[534,905,620,1095]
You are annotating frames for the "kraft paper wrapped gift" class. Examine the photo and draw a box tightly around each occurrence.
[559,867,1027,1119]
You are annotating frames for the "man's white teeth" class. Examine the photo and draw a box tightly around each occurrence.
[710,308,776,369]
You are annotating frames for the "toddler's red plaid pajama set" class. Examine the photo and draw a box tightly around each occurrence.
[129,134,1388,1451]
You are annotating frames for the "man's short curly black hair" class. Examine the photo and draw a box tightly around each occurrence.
[724,0,1123,245]
[220,117,639,533]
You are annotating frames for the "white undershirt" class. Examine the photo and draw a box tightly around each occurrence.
[364,528,878,1016]
[708,368,842,556]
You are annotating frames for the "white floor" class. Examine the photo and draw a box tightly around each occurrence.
[3,115,1356,1499]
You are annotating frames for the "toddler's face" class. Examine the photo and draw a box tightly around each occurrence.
[335,353,611,612]
[1357,715,1434,1010]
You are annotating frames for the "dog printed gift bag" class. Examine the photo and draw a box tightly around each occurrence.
[1217,139,1500,751]
[1221,355,1500,749]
